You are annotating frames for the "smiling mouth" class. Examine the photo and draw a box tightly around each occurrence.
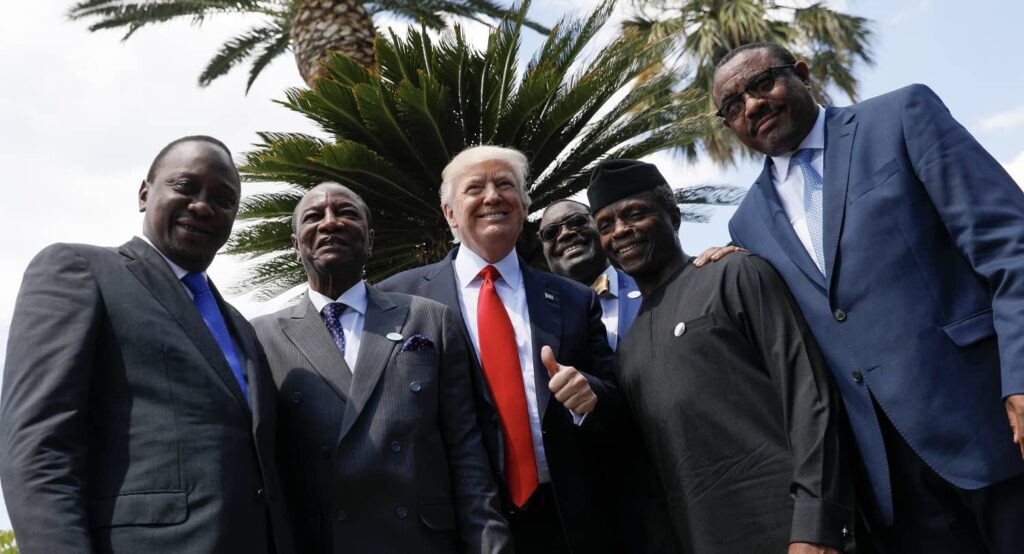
[318,236,349,249]
[177,221,213,236]
[478,211,508,220]
[615,240,647,256]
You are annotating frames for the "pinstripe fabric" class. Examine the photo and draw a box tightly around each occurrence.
[252,286,512,554]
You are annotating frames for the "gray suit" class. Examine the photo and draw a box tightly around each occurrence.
[252,286,511,553]
[0,238,293,554]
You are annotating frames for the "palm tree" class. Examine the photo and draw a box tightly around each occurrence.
[68,0,550,92]
[226,0,713,298]
[626,0,873,163]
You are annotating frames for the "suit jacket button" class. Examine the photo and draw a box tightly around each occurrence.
[291,392,303,405]
[409,381,422,392]
[335,509,347,522]
[833,308,847,321]
[395,506,409,519]
[255,488,265,501]
[390,441,402,452]
[490,414,499,425]
[852,370,863,382]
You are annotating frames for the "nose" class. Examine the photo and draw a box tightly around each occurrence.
[555,223,576,243]
[610,217,631,239]
[482,183,502,204]
[317,209,343,231]
[188,197,214,217]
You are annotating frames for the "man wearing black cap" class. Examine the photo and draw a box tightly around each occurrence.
[588,159,853,554]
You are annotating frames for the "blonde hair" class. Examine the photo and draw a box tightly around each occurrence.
[439,145,531,211]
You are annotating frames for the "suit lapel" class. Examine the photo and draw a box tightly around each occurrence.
[822,107,858,289]
[616,270,642,338]
[523,264,560,419]
[337,286,407,442]
[281,296,353,402]
[752,161,827,291]
[424,249,497,411]
[121,238,250,415]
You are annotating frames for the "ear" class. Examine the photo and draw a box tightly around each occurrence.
[794,60,811,84]
[138,180,150,212]
[442,202,458,230]
[366,228,375,258]
[291,234,300,263]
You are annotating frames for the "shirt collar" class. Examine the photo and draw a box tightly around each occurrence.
[137,234,193,281]
[453,246,522,290]
[600,264,618,298]
[770,105,826,182]
[306,280,368,316]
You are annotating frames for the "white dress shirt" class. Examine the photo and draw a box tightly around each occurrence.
[769,105,827,263]
[453,247,554,484]
[306,281,369,372]
[596,264,620,350]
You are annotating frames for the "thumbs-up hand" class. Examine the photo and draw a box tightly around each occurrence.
[541,345,598,414]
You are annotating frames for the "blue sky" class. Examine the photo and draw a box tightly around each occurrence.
[1,0,1022,531]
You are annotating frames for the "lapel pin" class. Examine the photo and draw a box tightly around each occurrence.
[386,332,403,341]
[673,322,686,337]
[544,292,555,301]
[627,290,641,299]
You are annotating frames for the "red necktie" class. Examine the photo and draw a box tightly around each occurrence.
[477,265,538,507]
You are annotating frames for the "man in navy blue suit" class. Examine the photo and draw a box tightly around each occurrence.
[716,43,1024,552]
[378,146,623,553]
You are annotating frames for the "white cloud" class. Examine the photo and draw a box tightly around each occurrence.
[979,105,1024,132]
[1004,151,1024,189]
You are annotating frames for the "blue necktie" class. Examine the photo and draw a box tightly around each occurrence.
[793,148,826,274]
[181,272,250,403]
[321,302,348,360]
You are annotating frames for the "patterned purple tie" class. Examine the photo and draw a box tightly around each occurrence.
[321,302,347,358]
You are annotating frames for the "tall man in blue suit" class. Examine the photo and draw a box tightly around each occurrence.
[716,43,1024,552]
[538,199,642,348]
[379,145,623,553]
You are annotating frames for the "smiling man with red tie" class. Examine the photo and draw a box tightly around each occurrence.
[380,145,623,553]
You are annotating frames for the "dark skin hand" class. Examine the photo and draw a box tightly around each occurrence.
[693,245,747,267]
[1006,394,1024,460]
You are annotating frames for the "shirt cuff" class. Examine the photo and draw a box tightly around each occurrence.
[789,498,854,550]
[570,411,587,426]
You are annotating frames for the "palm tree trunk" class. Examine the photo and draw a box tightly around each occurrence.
[292,0,377,86]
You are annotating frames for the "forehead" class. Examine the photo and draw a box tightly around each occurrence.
[454,159,516,185]
[157,142,234,177]
[299,185,363,212]
[713,49,780,99]
[541,201,588,225]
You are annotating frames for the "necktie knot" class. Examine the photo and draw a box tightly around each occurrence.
[478,265,501,284]
[322,301,347,321]
[181,272,210,296]
[791,148,817,168]
[591,273,612,298]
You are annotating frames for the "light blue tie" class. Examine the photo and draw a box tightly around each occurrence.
[181,272,250,404]
[793,148,826,274]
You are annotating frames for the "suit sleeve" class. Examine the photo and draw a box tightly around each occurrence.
[723,256,853,549]
[0,244,101,553]
[437,306,513,553]
[900,84,1024,398]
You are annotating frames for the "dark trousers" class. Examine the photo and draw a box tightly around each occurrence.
[508,483,572,554]
[866,409,1024,554]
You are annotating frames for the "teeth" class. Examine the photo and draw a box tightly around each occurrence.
[564,245,583,255]
[618,243,641,255]
[480,212,507,219]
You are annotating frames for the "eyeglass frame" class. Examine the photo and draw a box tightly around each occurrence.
[714,64,797,121]
[538,213,592,242]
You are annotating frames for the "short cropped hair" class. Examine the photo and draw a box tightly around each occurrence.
[713,43,798,80]
[146,135,238,183]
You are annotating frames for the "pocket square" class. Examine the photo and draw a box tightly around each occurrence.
[401,334,435,352]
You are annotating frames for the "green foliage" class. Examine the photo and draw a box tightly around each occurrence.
[0,530,17,554]
[626,0,874,163]
[228,0,713,297]
[68,0,550,92]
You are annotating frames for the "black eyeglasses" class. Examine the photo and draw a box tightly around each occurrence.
[715,64,796,121]
[538,213,591,242]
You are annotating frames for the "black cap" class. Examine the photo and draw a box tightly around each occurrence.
[586,159,667,213]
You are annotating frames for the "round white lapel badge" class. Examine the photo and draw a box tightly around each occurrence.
[673,322,686,337]
[627,290,642,299]
[386,332,403,341]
